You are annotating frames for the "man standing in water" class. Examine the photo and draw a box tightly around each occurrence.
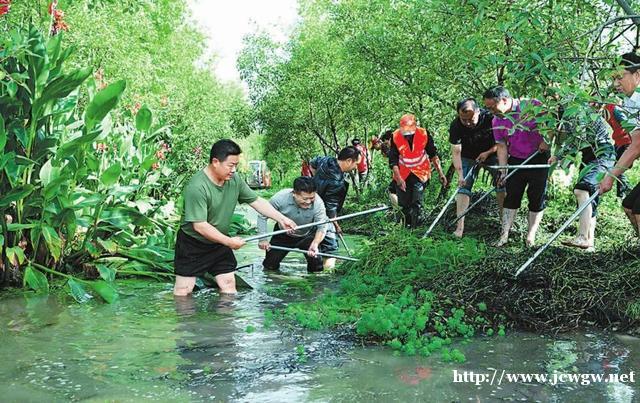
[173,139,296,296]
[258,176,329,273]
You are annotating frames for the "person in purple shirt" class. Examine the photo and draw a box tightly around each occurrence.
[483,86,550,247]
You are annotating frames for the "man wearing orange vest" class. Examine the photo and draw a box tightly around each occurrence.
[389,114,447,227]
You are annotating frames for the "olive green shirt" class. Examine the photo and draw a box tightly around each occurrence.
[180,170,258,243]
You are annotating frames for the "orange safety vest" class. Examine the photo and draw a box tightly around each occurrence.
[393,127,432,182]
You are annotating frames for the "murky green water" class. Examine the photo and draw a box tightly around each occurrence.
[1,235,639,402]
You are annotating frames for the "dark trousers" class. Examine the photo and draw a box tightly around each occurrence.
[263,232,323,272]
[396,173,426,228]
[503,155,549,212]
[616,145,631,198]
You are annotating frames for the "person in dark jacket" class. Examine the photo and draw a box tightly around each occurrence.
[309,146,360,269]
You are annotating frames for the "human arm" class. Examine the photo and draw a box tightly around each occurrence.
[192,222,246,249]
[476,144,497,163]
[496,141,509,186]
[600,129,640,193]
[426,134,447,186]
[307,229,325,257]
[249,197,296,232]
[451,144,464,186]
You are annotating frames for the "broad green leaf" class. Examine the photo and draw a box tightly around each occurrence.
[23,265,49,292]
[0,115,5,151]
[96,264,116,282]
[33,67,92,117]
[13,126,29,150]
[67,278,92,303]
[43,175,69,200]
[57,131,102,159]
[85,80,126,132]
[90,280,118,303]
[6,246,26,265]
[135,105,152,132]
[39,159,54,186]
[140,153,157,171]
[101,163,122,187]
[99,206,153,228]
[0,185,35,208]
[0,234,3,247]
[41,226,62,262]
[97,238,118,254]
[6,81,17,98]
[7,223,37,231]
[0,152,14,170]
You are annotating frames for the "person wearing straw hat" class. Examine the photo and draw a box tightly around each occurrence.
[600,52,640,237]
[449,98,505,238]
[257,176,329,273]
[483,86,550,247]
[173,139,296,296]
[549,104,615,251]
[389,113,447,228]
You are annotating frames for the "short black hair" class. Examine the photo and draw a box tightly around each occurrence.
[381,130,393,141]
[483,86,511,101]
[456,97,479,113]
[621,52,640,73]
[293,176,316,193]
[351,138,361,146]
[337,145,360,161]
[210,139,242,163]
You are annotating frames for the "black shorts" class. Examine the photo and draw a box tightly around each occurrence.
[623,183,640,214]
[503,154,549,212]
[174,230,237,277]
[387,180,397,194]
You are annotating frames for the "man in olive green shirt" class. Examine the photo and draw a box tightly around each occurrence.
[174,139,296,296]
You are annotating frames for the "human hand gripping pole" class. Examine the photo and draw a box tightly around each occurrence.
[449,150,542,227]
[243,205,391,242]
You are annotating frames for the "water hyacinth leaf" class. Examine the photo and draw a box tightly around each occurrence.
[85,80,126,132]
[67,278,92,303]
[135,105,152,132]
[101,163,122,187]
[90,281,118,303]
[42,226,63,262]
[0,185,35,208]
[96,264,116,282]
[23,265,49,292]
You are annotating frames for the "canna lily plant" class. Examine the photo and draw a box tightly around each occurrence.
[1,27,178,303]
